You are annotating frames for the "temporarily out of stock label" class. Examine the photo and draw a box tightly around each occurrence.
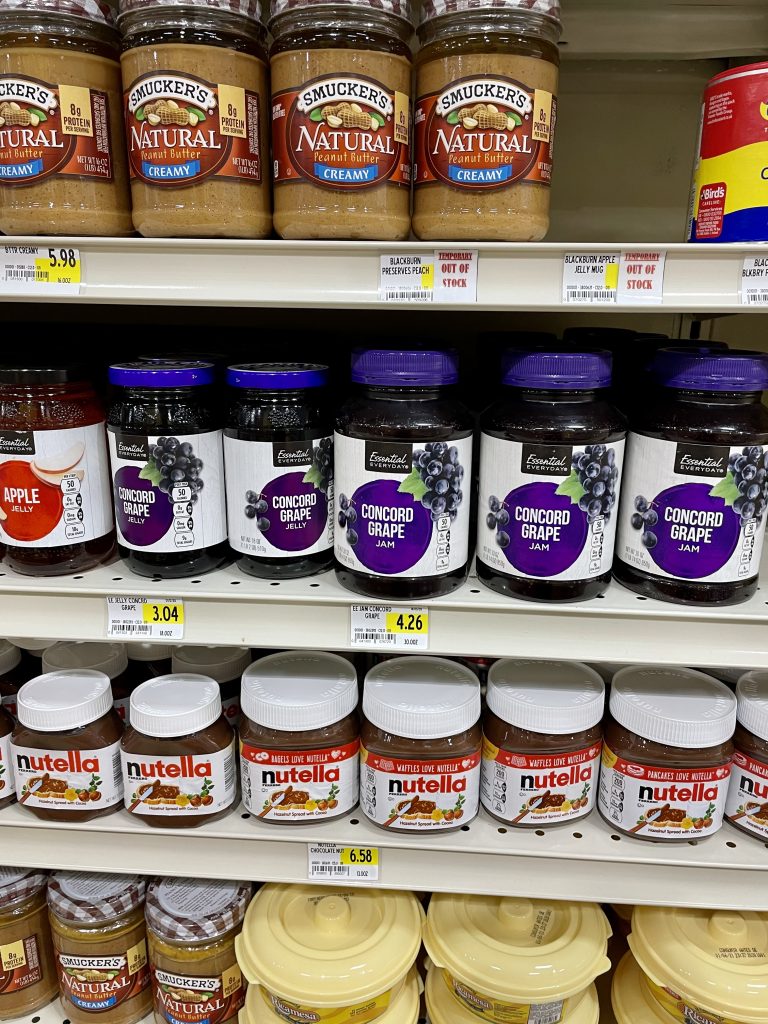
[308,843,379,882]
[379,251,477,303]
[350,605,429,650]
[741,257,768,305]
[106,597,185,640]
[0,245,81,295]
[617,250,666,304]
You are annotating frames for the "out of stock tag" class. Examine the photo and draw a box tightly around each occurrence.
[618,250,666,305]
[308,843,379,882]
[741,257,768,305]
[0,245,81,295]
[350,605,429,650]
[432,250,478,302]
[380,251,478,303]
[107,597,185,640]
[562,253,619,303]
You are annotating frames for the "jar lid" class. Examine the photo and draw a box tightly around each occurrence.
[423,895,611,1002]
[172,646,251,685]
[351,348,459,387]
[108,360,215,388]
[44,641,128,681]
[651,347,768,392]
[129,674,223,737]
[125,642,174,662]
[48,872,146,923]
[17,670,113,731]
[227,362,329,390]
[119,0,261,21]
[611,953,677,1024]
[736,671,768,742]
[610,667,737,749]
[0,639,21,676]
[270,0,411,23]
[502,350,612,390]
[241,651,357,731]
[0,867,48,909]
[145,877,252,943]
[236,884,424,1005]
[8,637,57,654]
[629,906,768,1024]
[421,0,559,24]
[486,660,605,734]
[0,362,95,384]
[426,969,599,1024]
[363,657,480,740]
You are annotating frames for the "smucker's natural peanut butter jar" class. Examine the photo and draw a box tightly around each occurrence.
[119,0,272,238]
[413,0,561,241]
[269,0,413,240]
[0,0,132,236]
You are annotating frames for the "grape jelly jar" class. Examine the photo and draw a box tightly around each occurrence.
[107,361,230,579]
[224,363,334,579]
[334,349,473,600]
[614,348,768,606]
[477,350,626,602]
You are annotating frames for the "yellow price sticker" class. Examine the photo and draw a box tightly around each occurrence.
[339,847,379,867]
[34,247,81,286]
[420,262,435,289]
[142,602,184,626]
[604,262,619,290]
[385,611,428,634]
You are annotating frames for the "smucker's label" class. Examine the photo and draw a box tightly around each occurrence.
[0,730,12,800]
[57,944,150,1012]
[121,743,236,816]
[263,983,396,1024]
[0,934,43,993]
[10,742,122,810]
[444,970,566,1024]
[152,964,244,1024]
[125,72,261,186]
[725,748,768,838]
[415,76,555,191]
[0,75,113,184]
[240,739,359,820]
[272,74,410,190]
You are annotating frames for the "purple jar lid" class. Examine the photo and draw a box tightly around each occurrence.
[652,347,768,392]
[351,348,458,386]
[502,349,612,390]
[109,360,214,387]
[227,363,328,389]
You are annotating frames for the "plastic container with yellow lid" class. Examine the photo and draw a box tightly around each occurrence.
[629,905,768,1024]
[423,894,611,1024]
[235,883,424,1024]
[612,953,678,1024]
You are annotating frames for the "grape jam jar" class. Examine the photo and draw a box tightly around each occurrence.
[334,349,473,600]
[224,363,334,579]
[615,347,768,605]
[477,350,626,602]
[107,361,230,578]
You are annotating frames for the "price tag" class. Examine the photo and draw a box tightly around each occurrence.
[618,250,666,305]
[432,249,478,302]
[350,605,429,650]
[379,253,434,302]
[106,597,185,640]
[741,257,768,305]
[308,843,379,882]
[562,253,619,304]
[0,245,81,296]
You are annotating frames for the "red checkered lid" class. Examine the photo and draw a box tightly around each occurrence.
[421,0,560,23]
[48,872,146,923]
[0,868,48,909]
[270,0,411,23]
[118,0,261,20]
[0,0,116,25]
[146,878,253,943]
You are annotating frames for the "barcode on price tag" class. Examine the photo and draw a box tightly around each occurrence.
[350,605,429,650]
[562,253,619,304]
[0,245,81,295]
[741,258,768,305]
[106,597,184,640]
[308,843,379,882]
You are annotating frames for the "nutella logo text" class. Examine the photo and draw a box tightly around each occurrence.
[674,443,730,478]
[388,773,466,796]
[521,443,572,478]
[124,757,212,780]
[638,782,720,802]
[521,762,593,791]
[261,765,339,786]
[364,441,412,474]
[0,431,35,455]
[15,751,102,773]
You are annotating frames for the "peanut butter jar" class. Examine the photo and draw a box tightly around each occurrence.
[0,867,58,1019]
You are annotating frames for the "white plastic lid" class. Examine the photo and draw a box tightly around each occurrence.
[363,657,480,740]
[610,667,736,749]
[0,640,21,677]
[129,673,223,737]
[735,671,768,742]
[44,641,128,681]
[125,642,174,662]
[487,660,605,734]
[173,645,251,684]
[241,651,358,731]
[17,670,113,732]
[8,637,57,654]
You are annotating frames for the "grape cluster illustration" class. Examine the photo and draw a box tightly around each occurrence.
[311,437,333,493]
[729,446,768,526]
[485,496,511,549]
[629,495,659,550]
[337,494,358,547]
[572,445,619,523]
[244,491,270,534]
[413,442,465,522]
[151,437,203,504]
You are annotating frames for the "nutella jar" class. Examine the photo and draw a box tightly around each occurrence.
[725,670,768,841]
[361,656,481,832]
[598,667,736,841]
[240,650,359,823]
[0,701,13,809]
[10,669,123,821]
[0,639,22,719]
[0,868,58,1019]
[122,643,174,723]
[172,645,249,729]
[43,641,131,724]
[121,673,236,827]
[481,659,604,828]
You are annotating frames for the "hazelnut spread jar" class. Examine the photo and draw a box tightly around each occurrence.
[240,650,359,823]
[121,673,236,827]
[43,641,131,723]
[598,667,737,842]
[481,659,604,828]
[0,640,22,721]
[47,872,152,1024]
[361,656,481,832]
[0,0,132,236]
[269,0,413,241]
[725,670,768,841]
[122,643,174,723]
[0,701,13,808]
[172,646,249,728]
[10,669,124,821]
[0,868,58,1018]
[0,365,115,577]
[119,0,271,239]
[413,0,561,241]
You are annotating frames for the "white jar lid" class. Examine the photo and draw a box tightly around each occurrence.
[735,671,768,743]
[610,667,736,749]
[363,657,480,740]
[44,641,128,681]
[0,640,21,677]
[8,637,57,654]
[242,651,358,731]
[129,673,223,738]
[17,670,113,732]
[125,642,174,662]
[487,660,605,734]
[173,645,251,684]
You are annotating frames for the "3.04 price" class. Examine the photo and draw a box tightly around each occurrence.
[142,603,184,625]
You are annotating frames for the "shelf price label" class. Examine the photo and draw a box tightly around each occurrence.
[350,605,429,650]
[562,252,619,303]
[107,597,185,640]
[741,257,768,305]
[308,843,379,882]
[0,245,81,295]
[379,251,478,304]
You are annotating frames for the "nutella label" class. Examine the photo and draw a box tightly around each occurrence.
[0,730,12,800]
[152,964,244,1024]
[0,934,43,993]
[443,970,567,1024]
[114,696,130,723]
[10,741,122,810]
[57,943,150,1012]
[598,745,731,839]
[221,693,240,727]
[725,747,768,838]
[360,745,480,829]
[121,741,236,816]
[240,739,359,821]
[263,982,397,1024]
[646,977,759,1024]
[481,738,601,826]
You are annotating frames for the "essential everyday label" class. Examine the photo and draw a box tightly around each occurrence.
[599,745,731,839]
[0,423,112,548]
[360,745,480,830]
[725,747,768,838]
[478,436,624,582]
[334,434,472,579]
[57,944,150,1012]
[0,731,12,800]
[445,971,566,1024]
[10,741,122,810]
[263,983,396,1024]
[240,739,359,821]
[152,963,244,1024]
[108,430,226,554]
[0,934,43,993]
[616,435,768,584]
[223,435,333,558]
[121,742,236,816]
[481,738,602,826]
